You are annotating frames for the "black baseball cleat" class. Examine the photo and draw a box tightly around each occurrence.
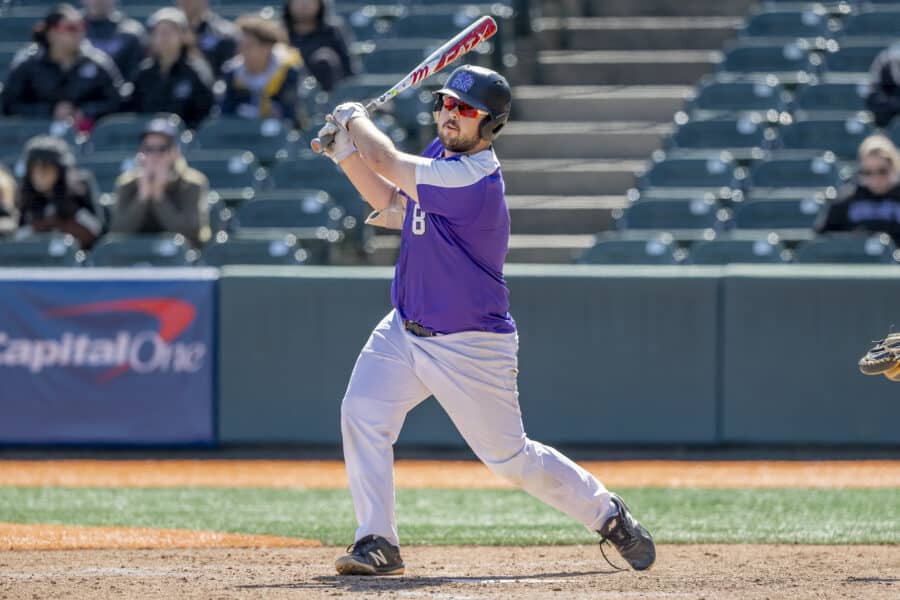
[335,534,405,576]
[597,494,656,571]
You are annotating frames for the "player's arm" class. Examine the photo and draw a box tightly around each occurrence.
[339,152,400,212]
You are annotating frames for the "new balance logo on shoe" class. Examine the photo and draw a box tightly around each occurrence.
[369,550,388,566]
[335,534,405,576]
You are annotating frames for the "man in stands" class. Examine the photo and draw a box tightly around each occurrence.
[176,0,239,79]
[81,0,147,81]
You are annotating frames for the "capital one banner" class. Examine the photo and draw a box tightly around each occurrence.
[0,270,216,444]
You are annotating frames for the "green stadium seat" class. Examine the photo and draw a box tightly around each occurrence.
[392,7,488,38]
[686,236,788,264]
[192,118,300,164]
[822,43,883,74]
[268,158,362,207]
[793,79,868,114]
[636,154,744,191]
[200,233,309,267]
[0,16,40,43]
[183,150,267,204]
[619,198,727,231]
[793,234,898,263]
[78,153,136,194]
[687,78,789,116]
[87,113,181,154]
[0,234,83,266]
[667,117,779,156]
[739,8,836,40]
[779,116,873,160]
[717,42,821,79]
[747,154,842,190]
[88,234,194,267]
[577,234,680,265]
[841,9,900,38]
[0,117,76,164]
[733,196,825,229]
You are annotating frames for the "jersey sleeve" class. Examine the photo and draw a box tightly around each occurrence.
[414,154,496,220]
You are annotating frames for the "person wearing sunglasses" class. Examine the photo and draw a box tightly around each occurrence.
[110,116,210,247]
[317,65,656,577]
[815,134,900,244]
[1,3,124,132]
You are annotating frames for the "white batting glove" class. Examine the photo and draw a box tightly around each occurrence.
[331,102,368,130]
[318,117,356,164]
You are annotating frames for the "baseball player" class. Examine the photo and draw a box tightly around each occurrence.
[317,65,656,576]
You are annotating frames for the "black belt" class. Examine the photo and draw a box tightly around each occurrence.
[404,320,440,337]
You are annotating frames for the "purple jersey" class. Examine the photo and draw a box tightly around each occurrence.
[391,138,516,334]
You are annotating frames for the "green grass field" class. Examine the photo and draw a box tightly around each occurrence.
[1,487,898,545]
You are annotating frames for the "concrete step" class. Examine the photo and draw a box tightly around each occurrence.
[502,159,642,196]
[578,0,757,17]
[370,234,597,265]
[507,195,626,234]
[495,121,671,159]
[512,85,690,122]
[538,50,719,86]
[534,17,739,51]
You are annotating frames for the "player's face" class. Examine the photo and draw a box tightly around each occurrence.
[436,95,485,154]
[859,155,896,195]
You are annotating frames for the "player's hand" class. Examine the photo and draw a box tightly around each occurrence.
[331,102,368,130]
[318,116,356,164]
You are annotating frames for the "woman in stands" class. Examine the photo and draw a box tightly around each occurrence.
[220,15,303,126]
[815,134,900,244]
[15,136,104,249]
[1,3,123,132]
[0,165,17,238]
[283,0,357,91]
[127,8,215,130]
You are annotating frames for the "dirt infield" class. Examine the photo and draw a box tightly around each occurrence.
[2,459,899,488]
[2,544,897,600]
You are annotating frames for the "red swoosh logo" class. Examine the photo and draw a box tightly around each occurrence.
[46,298,196,381]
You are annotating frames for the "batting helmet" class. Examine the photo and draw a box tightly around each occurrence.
[433,65,511,142]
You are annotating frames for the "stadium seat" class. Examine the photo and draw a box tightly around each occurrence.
[392,6,488,38]
[0,234,83,266]
[739,7,836,40]
[0,17,40,43]
[822,43,884,74]
[792,234,898,263]
[355,38,444,74]
[0,118,76,164]
[747,154,843,190]
[182,150,267,204]
[577,234,680,265]
[192,118,300,164]
[717,42,821,79]
[636,154,744,191]
[87,113,176,154]
[686,236,788,264]
[793,80,869,114]
[77,153,136,194]
[667,117,779,156]
[88,234,194,267]
[732,196,825,229]
[841,10,900,38]
[618,198,727,231]
[779,116,873,160]
[686,78,789,116]
[267,159,362,207]
[200,233,309,267]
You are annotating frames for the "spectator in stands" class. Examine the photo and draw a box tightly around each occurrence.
[110,117,210,247]
[127,8,215,130]
[16,135,103,249]
[81,0,147,81]
[176,0,239,79]
[816,134,900,244]
[220,15,302,124]
[866,43,900,128]
[1,3,124,132]
[283,0,357,91]
[0,166,17,237]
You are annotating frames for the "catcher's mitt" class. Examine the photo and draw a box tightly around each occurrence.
[858,332,900,381]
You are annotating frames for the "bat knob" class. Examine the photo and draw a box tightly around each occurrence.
[310,130,335,154]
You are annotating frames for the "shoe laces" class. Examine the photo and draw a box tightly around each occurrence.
[347,534,380,556]
[599,538,628,572]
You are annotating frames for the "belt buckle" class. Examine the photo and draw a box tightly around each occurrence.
[405,320,435,337]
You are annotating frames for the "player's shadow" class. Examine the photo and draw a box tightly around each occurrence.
[236,569,620,593]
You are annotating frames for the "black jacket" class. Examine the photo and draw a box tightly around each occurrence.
[85,10,147,81]
[128,52,215,129]
[220,45,302,124]
[17,168,104,249]
[1,42,124,122]
[815,181,900,244]
[288,20,357,91]
[193,11,239,79]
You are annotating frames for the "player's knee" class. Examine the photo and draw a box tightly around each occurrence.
[481,440,531,486]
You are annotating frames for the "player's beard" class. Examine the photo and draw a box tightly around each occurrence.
[437,121,481,153]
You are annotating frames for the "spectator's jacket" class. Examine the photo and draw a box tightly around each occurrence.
[867,43,900,128]
[85,10,147,81]
[288,18,357,91]
[220,44,302,124]
[815,181,900,244]
[111,157,210,247]
[1,42,124,125]
[0,166,17,237]
[128,51,215,129]
[16,169,104,249]
[193,11,239,78]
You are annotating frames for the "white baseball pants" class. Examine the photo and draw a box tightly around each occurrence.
[341,310,614,546]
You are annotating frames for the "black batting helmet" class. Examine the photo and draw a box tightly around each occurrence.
[433,65,511,141]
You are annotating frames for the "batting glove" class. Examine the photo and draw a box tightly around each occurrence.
[331,102,368,131]
[318,117,356,164]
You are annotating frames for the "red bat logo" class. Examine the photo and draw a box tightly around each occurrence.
[434,18,497,74]
[411,65,430,84]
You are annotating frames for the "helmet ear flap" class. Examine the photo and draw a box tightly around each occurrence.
[479,113,508,142]
[432,93,443,113]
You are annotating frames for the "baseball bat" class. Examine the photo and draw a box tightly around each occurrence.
[311,15,498,154]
